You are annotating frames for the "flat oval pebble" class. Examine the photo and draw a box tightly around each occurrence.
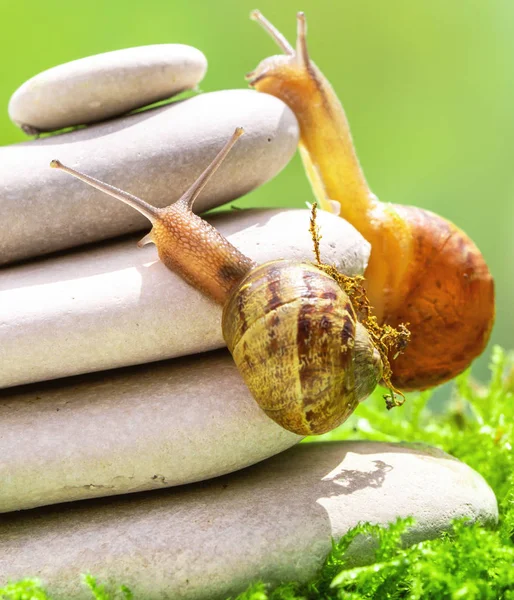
[0,442,497,598]
[0,208,370,389]
[8,44,207,133]
[0,90,299,265]
[0,350,300,513]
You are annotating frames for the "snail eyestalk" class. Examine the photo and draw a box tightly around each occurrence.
[177,127,245,211]
[309,202,410,408]
[250,10,294,55]
[50,159,159,223]
[295,12,309,69]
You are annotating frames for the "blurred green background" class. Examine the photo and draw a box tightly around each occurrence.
[1,0,512,385]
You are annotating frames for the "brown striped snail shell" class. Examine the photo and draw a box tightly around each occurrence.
[223,260,382,434]
[50,128,383,436]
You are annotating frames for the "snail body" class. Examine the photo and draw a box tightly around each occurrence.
[247,12,495,391]
[51,129,382,435]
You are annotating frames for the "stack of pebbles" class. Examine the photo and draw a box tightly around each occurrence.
[0,45,497,598]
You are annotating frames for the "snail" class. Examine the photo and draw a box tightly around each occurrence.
[50,128,387,436]
[247,11,495,391]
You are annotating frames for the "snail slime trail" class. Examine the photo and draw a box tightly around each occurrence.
[248,11,495,391]
[51,129,384,436]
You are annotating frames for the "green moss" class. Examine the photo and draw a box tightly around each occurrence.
[2,348,513,600]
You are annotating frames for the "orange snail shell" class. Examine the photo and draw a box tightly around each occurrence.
[375,205,495,391]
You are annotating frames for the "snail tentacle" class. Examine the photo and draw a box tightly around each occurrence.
[175,127,244,212]
[50,160,159,223]
[295,12,310,69]
[250,10,294,55]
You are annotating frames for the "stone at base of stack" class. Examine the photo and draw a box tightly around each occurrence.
[0,442,497,600]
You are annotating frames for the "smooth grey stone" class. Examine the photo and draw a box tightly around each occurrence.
[8,45,207,133]
[0,442,497,599]
[0,208,370,389]
[0,350,300,513]
[0,90,299,265]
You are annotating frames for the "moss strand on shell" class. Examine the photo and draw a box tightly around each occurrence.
[309,202,411,408]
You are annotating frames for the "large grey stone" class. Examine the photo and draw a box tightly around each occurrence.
[8,45,207,133]
[0,90,299,265]
[0,208,370,389]
[0,350,300,513]
[0,442,497,599]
